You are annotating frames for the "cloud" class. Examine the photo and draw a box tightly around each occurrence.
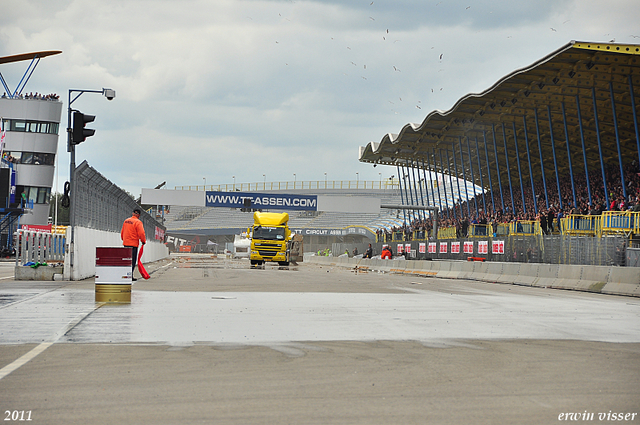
[0,0,639,196]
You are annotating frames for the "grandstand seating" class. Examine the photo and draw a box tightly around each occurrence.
[163,185,409,232]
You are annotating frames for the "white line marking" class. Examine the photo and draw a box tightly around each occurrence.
[0,342,53,380]
[0,303,105,380]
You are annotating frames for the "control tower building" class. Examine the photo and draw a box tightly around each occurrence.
[0,50,63,226]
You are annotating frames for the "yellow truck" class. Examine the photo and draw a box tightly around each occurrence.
[249,212,302,266]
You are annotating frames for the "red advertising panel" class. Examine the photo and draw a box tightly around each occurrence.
[439,242,448,254]
[20,224,52,233]
[478,241,489,254]
[451,241,460,254]
[428,242,436,253]
[419,243,426,253]
[464,241,474,254]
[492,240,505,254]
[397,244,404,254]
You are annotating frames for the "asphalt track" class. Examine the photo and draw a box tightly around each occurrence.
[0,254,638,424]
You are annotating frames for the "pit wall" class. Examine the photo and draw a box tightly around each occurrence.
[305,255,640,297]
[63,227,169,281]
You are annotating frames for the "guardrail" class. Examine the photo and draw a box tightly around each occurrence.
[175,180,402,192]
[510,220,539,236]
[468,224,490,238]
[437,226,457,239]
[601,211,637,236]
[562,215,601,237]
[16,230,66,265]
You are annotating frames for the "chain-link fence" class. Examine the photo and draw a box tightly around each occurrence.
[73,161,165,239]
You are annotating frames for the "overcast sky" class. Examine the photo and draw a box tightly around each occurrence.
[1,0,639,196]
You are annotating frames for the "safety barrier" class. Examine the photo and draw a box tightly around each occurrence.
[437,226,456,239]
[496,223,510,237]
[373,212,640,243]
[601,211,638,236]
[468,224,490,238]
[16,230,66,265]
[510,220,538,236]
[562,215,601,236]
[307,255,640,297]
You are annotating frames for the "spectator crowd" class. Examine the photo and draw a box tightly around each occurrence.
[377,160,640,241]
[2,92,59,100]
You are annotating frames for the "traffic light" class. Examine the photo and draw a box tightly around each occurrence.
[72,111,96,145]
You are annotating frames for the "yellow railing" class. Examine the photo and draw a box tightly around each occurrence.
[496,223,510,236]
[437,226,456,239]
[510,220,539,236]
[600,211,638,236]
[374,212,640,242]
[468,224,490,238]
[561,215,601,237]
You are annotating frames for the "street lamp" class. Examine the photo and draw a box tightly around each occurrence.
[356,172,359,188]
[203,177,206,189]
[293,173,296,188]
[324,172,327,186]
[67,87,115,277]
[232,176,236,189]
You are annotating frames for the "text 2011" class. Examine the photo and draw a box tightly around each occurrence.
[4,411,32,421]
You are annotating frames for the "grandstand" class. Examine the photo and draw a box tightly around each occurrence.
[163,182,408,233]
[157,180,464,252]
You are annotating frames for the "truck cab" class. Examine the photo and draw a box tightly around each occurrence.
[249,212,292,266]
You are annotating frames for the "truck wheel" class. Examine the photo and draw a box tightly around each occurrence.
[251,260,258,266]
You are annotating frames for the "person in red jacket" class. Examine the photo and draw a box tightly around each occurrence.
[121,208,146,280]
[381,246,392,259]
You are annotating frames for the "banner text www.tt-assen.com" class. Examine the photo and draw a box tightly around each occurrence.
[205,192,318,211]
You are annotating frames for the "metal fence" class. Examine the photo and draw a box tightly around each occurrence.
[73,161,165,239]
[16,230,66,265]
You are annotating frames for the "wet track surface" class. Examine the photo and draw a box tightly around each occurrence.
[1,255,638,346]
[1,255,639,425]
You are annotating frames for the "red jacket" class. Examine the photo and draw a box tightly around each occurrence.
[381,248,392,259]
[121,215,146,247]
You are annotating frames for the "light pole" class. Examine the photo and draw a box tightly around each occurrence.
[232,175,235,190]
[324,172,327,188]
[356,172,359,188]
[67,87,115,278]
[203,177,206,189]
[293,173,296,189]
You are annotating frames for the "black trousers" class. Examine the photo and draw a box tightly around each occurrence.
[125,245,138,273]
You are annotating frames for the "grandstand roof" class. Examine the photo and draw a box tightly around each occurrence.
[359,41,640,191]
[0,50,62,65]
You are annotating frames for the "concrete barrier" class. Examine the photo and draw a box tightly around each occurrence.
[304,255,640,297]
[604,267,640,296]
[532,264,559,289]
[484,262,504,283]
[497,263,521,284]
[15,265,64,281]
